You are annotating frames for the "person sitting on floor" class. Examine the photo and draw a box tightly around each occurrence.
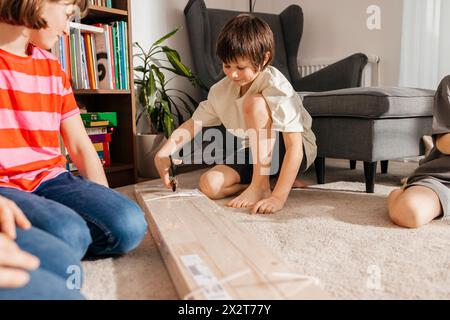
[0,0,148,299]
[388,75,450,228]
[0,195,85,300]
[155,14,317,214]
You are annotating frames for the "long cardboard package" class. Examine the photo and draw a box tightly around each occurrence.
[135,182,328,300]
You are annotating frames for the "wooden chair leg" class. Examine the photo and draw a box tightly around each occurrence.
[350,160,357,170]
[315,157,325,184]
[363,161,377,193]
[381,160,389,174]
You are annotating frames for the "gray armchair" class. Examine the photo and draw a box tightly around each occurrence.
[184,0,368,99]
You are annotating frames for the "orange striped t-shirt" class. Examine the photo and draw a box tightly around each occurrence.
[0,45,79,192]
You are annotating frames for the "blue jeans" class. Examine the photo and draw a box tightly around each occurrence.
[0,172,148,259]
[0,228,85,300]
[0,172,148,299]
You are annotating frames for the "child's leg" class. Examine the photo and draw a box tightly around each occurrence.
[199,165,247,200]
[227,94,274,208]
[0,187,92,260]
[0,227,86,300]
[270,138,309,190]
[15,227,84,285]
[0,269,85,300]
[388,186,442,228]
[35,173,148,256]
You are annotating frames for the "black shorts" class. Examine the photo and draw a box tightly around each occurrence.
[225,132,307,185]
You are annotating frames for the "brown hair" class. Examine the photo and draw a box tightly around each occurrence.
[216,14,275,70]
[0,0,88,29]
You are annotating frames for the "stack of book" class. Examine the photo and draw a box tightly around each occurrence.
[63,112,117,172]
[88,0,113,8]
[52,21,129,90]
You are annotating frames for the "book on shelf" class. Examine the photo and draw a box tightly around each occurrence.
[85,126,114,135]
[60,112,117,171]
[86,120,109,127]
[88,0,113,8]
[69,22,103,33]
[80,112,118,127]
[51,21,129,90]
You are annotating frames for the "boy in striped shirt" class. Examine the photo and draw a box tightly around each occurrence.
[0,0,147,299]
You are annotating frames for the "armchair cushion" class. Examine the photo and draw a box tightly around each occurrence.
[302,87,435,119]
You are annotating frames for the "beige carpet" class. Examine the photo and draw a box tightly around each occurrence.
[82,159,450,300]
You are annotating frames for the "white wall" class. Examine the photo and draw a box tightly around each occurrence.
[254,0,404,86]
[131,0,194,91]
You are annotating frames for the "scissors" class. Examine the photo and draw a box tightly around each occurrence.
[168,155,178,192]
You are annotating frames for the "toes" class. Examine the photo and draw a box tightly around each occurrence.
[229,201,238,208]
[228,198,244,208]
[227,199,236,207]
[244,201,255,208]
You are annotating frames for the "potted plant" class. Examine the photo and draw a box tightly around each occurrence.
[134,28,201,178]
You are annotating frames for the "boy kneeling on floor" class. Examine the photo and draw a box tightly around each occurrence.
[155,14,317,214]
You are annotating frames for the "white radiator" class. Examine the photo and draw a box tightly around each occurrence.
[298,54,381,87]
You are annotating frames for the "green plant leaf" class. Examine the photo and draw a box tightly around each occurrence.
[147,67,157,107]
[151,28,180,48]
[167,97,185,125]
[151,102,161,133]
[134,29,201,135]
[158,66,194,81]
[161,99,174,137]
[163,47,192,78]
[162,46,180,61]
[153,66,166,88]
[134,66,146,73]
[138,86,147,107]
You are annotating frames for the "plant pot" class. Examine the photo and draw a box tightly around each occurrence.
[136,133,167,178]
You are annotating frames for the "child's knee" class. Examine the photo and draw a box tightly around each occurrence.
[243,94,268,117]
[106,201,148,255]
[51,214,92,260]
[389,196,424,228]
[387,188,403,206]
[199,172,225,200]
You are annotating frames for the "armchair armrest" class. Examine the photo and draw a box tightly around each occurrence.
[293,53,368,92]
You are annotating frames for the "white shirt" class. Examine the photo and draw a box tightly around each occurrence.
[192,66,317,169]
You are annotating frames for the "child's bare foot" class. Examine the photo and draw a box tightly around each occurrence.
[292,178,308,189]
[226,185,271,209]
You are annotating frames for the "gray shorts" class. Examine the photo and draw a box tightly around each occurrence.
[406,178,450,218]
